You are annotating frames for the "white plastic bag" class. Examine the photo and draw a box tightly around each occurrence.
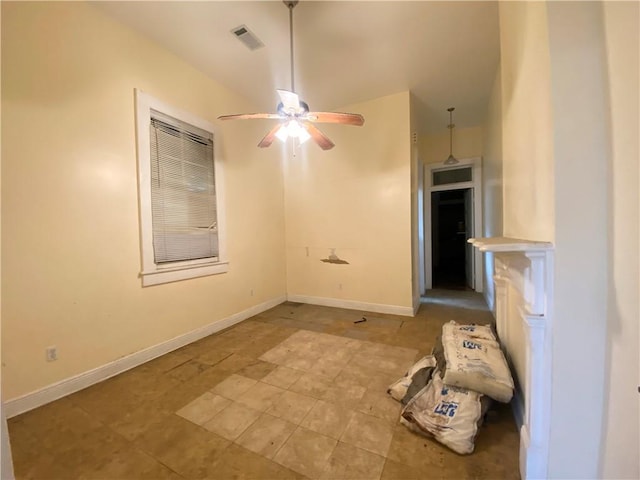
[387,355,436,402]
[441,330,514,403]
[442,320,497,342]
[402,371,488,455]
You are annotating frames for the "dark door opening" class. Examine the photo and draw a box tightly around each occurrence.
[431,188,473,290]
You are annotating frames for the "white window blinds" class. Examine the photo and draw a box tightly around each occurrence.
[149,109,218,264]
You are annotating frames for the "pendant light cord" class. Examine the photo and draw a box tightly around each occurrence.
[449,116,453,156]
[448,107,454,156]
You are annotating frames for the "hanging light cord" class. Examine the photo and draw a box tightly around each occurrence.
[448,108,454,155]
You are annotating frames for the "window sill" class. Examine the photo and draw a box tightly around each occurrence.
[141,261,229,286]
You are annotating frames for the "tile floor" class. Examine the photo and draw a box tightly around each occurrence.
[8,290,520,479]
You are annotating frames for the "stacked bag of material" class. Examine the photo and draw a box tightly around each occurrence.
[387,320,514,455]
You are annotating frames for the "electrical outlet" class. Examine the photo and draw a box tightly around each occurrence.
[46,346,58,362]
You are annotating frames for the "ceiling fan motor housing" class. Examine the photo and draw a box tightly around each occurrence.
[277,101,309,116]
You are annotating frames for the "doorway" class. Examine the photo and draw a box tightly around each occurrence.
[431,188,473,289]
[423,157,483,293]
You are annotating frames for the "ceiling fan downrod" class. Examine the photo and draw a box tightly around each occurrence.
[284,0,298,92]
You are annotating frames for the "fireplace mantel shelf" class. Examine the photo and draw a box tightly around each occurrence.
[468,237,553,253]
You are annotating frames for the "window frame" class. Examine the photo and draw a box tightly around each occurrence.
[135,89,228,286]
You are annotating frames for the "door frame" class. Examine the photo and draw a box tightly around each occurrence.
[424,156,483,292]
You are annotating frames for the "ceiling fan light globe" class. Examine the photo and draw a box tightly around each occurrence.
[297,127,311,144]
[275,124,289,142]
[287,120,304,138]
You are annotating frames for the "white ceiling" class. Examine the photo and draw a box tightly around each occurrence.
[95,1,500,133]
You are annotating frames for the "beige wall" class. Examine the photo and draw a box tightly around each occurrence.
[0,4,13,475]
[600,2,639,478]
[480,66,503,312]
[284,92,413,311]
[1,2,286,399]
[419,126,483,165]
[499,2,555,242]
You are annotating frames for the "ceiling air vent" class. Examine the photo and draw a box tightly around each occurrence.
[231,25,264,51]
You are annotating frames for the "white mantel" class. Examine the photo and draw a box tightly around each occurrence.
[469,237,553,480]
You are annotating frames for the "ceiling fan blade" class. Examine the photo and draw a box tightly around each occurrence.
[257,124,284,148]
[218,113,282,121]
[303,123,335,150]
[306,112,365,127]
[277,89,301,113]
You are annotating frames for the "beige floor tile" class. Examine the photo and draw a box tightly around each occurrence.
[380,458,430,480]
[260,344,295,364]
[139,350,193,375]
[284,352,323,371]
[322,383,367,410]
[289,371,334,399]
[320,346,354,363]
[165,359,211,382]
[176,391,232,426]
[69,372,178,425]
[386,422,446,470]
[203,401,262,441]
[236,381,286,411]
[197,347,235,366]
[266,390,317,424]
[235,412,297,459]
[320,441,386,480]
[235,359,279,380]
[273,427,338,480]
[108,404,172,442]
[300,400,355,440]
[351,352,408,376]
[341,328,372,340]
[262,365,305,389]
[135,414,231,478]
[212,352,258,372]
[11,404,129,479]
[212,443,307,479]
[334,362,378,389]
[211,373,258,400]
[357,388,402,425]
[340,411,394,457]
[80,445,181,480]
[287,329,321,343]
[236,340,283,359]
[179,364,231,394]
[368,370,402,392]
[309,356,345,379]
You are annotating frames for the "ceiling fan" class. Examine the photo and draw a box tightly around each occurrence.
[217,0,365,151]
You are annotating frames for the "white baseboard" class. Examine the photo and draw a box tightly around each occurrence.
[4,296,286,418]
[287,294,414,317]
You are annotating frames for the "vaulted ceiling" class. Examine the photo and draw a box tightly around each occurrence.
[95,1,500,133]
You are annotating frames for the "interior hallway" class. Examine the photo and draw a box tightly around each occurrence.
[8,291,519,479]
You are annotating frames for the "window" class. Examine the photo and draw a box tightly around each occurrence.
[135,90,227,286]
[432,167,472,186]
